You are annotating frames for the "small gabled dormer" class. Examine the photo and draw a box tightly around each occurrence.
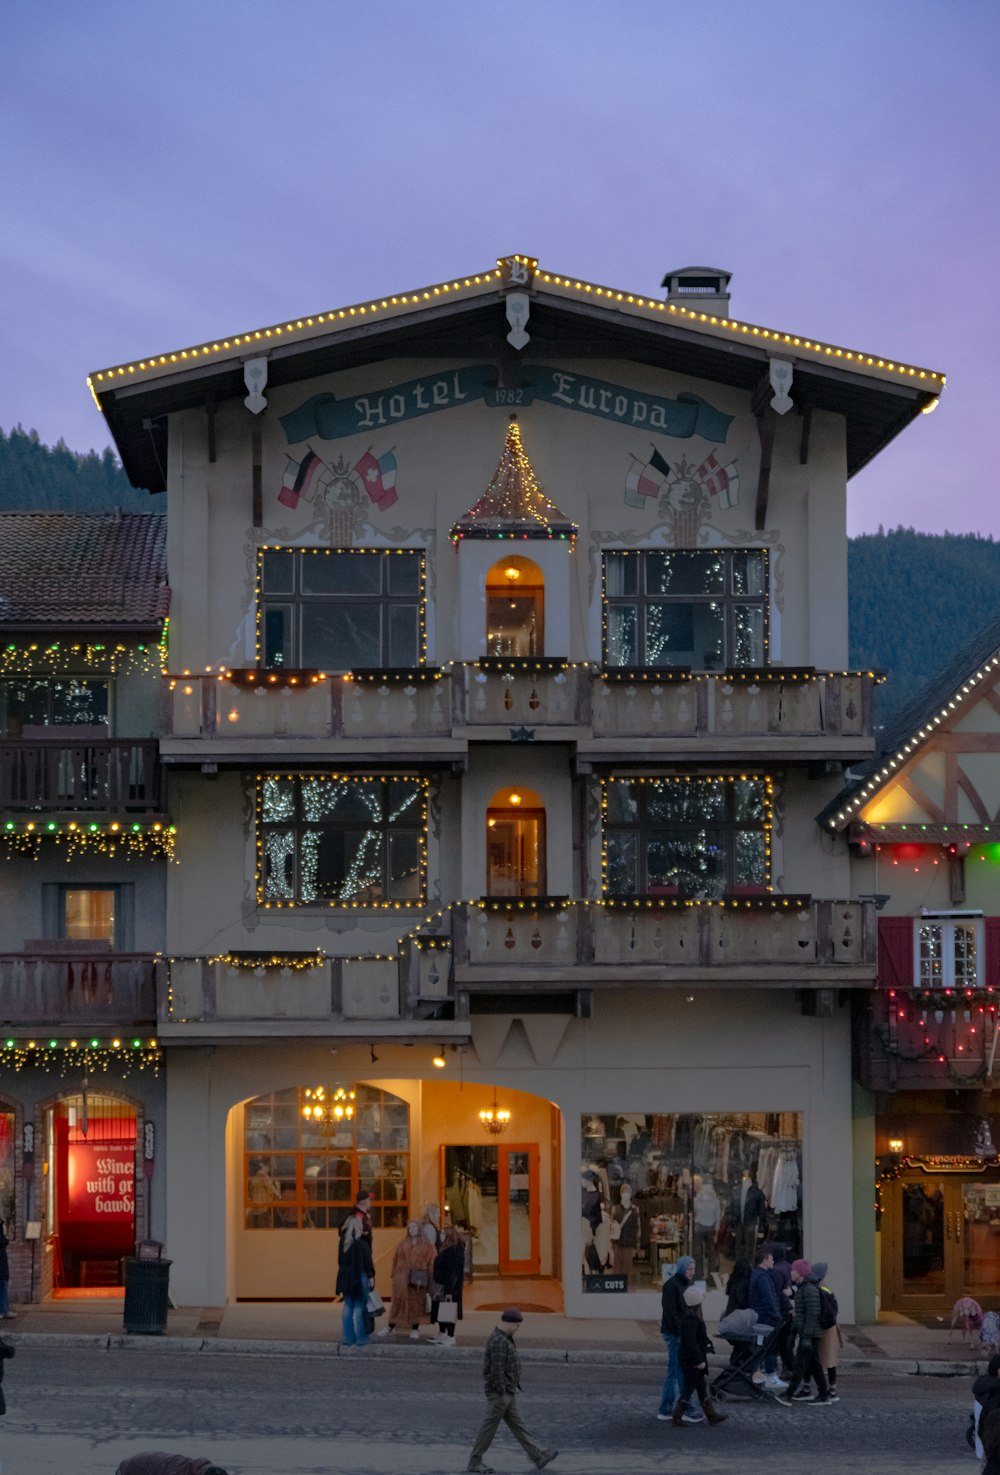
[661,264,732,315]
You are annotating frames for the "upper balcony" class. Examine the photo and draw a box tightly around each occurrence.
[0,950,158,1028]
[0,739,163,813]
[160,664,879,766]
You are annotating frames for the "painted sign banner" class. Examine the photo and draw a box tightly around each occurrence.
[66,1141,135,1223]
[281,366,732,446]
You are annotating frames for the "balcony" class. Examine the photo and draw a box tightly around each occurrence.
[856,989,1000,1092]
[449,898,876,988]
[0,740,162,813]
[0,952,158,1026]
[161,665,878,764]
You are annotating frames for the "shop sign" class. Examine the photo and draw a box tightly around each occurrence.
[584,1275,628,1294]
[67,1141,134,1222]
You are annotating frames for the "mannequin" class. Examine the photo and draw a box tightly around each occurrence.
[378,1219,437,1340]
[610,1185,641,1280]
[735,1171,767,1261]
[421,1202,443,1249]
[692,1174,721,1280]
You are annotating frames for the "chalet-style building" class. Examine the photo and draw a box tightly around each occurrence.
[0,512,168,1299]
[826,618,1000,1318]
[33,253,942,1321]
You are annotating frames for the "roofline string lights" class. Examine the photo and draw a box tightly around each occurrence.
[831,654,1000,828]
[0,819,175,860]
[0,1037,162,1076]
[0,633,167,678]
[88,258,945,398]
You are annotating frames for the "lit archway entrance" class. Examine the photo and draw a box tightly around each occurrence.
[486,556,544,657]
[487,787,546,897]
[45,1095,137,1291]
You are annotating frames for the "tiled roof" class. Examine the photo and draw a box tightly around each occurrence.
[0,513,168,627]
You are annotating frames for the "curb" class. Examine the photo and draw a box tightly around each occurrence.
[0,1331,985,1375]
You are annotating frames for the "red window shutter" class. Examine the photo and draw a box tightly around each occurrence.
[985,919,1000,989]
[877,916,914,988]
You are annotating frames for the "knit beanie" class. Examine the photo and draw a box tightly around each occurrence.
[501,1307,523,1323]
[683,1285,705,1306]
[791,1258,811,1278]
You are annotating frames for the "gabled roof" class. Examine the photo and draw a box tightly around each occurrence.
[87,253,946,494]
[0,512,169,629]
[450,418,577,542]
[820,614,1000,831]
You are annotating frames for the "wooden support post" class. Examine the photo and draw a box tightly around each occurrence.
[205,394,217,464]
[251,428,262,528]
[754,407,776,531]
[798,396,813,466]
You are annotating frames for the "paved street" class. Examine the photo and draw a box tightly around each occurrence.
[0,1343,978,1475]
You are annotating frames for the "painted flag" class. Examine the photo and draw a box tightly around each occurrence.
[278,450,323,509]
[697,452,740,509]
[354,449,398,510]
[624,451,670,508]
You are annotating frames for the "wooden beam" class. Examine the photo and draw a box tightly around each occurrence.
[252,428,262,528]
[895,773,945,823]
[206,394,217,464]
[957,766,991,822]
[798,396,813,465]
[754,407,775,531]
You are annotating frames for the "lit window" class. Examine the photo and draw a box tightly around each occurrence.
[0,679,108,737]
[603,776,770,898]
[243,1084,409,1230]
[259,775,426,906]
[915,916,983,989]
[259,549,423,670]
[604,549,767,670]
[64,889,116,945]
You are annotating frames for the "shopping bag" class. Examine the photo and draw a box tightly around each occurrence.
[366,1289,385,1317]
[437,1297,458,1324]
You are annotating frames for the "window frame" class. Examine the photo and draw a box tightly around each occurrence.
[0,676,110,736]
[257,773,429,909]
[602,547,769,671]
[914,914,984,990]
[601,774,772,899]
[243,1084,410,1231]
[42,882,133,950]
[257,547,426,672]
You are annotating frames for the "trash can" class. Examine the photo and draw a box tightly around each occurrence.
[123,1242,171,1335]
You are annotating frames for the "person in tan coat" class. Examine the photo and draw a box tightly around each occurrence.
[378,1219,437,1340]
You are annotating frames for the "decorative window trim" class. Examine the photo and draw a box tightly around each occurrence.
[914,912,984,990]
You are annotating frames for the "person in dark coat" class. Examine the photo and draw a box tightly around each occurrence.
[774,1259,831,1407]
[749,1246,787,1389]
[766,1242,795,1373]
[0,1226,11,1319]
[430,1226,465,1345]
[336,1203,375,1348]
[671,1285,727,1427]
[115,1458,228,1475]
[971,1353,1000,1464]
[657,1255,699,1420]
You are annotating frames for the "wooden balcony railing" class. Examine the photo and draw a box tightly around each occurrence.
[856,988,999,1092]
[0,953,158,1025]
[0,740,162,812]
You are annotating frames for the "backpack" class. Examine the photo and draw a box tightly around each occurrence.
[818,1285,838,1330]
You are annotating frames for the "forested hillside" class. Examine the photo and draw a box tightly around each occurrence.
[0,425,152,512]
[849,528,1000,730]
[2,429,998,734]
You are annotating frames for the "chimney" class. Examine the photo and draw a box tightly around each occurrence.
[661,265,732,316]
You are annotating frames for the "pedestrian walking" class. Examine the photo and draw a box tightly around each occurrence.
[656,1254,701,1422]
[430,1225,465,1345]
[774,1259,832,1408]
[811,1261,842,1401]
[114,1456,229,1475]
[749,1246,787,1390]
[337,1195,375,1348]
[670,1285,727,1428]
[970,1352,1000,1463]
[766,1242,795,1374]
[466,1308,558,1473]
[0,1225,12,1319]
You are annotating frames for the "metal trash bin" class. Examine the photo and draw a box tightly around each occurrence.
[123,1242,171,1335]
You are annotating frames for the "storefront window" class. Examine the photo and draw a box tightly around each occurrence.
[581,1111,802,1293]
[243,1084,409,1230]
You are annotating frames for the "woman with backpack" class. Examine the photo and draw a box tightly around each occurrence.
[773,1260,832,1408]
[789,1261,842,1402]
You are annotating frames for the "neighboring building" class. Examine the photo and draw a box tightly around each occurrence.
[77,254,942,1320]
[825,617,1000,1318]
[0,512,169,1300]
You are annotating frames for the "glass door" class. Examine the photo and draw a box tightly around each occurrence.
[886,1171,1000,1312]
[498,1144,540,1276]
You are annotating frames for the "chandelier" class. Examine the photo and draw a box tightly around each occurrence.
[302,1085,355,1129]
[479,1092,511,1136]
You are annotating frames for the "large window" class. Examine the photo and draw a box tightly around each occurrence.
[259,774,426,907]
[0,678,108,736]
[244,1084,410,1231]
[259,548,423,671]
[603,775,770,898]
[604,549,767,670]
[916,915,983,989]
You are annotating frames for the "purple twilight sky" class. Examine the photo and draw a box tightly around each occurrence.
[4,0,998,536]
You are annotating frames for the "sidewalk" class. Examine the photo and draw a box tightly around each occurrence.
[0,1298,987,1375]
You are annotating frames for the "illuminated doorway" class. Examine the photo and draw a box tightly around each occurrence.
[487,787,546,897]
[486,556,544,657]
[46,1096,137,1290]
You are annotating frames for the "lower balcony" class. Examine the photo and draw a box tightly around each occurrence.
[0,952,158,1027]
[856,989,1000,1091]
[0,740,162,812]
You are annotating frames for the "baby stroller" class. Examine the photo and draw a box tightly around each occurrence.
[711,1313,786,1402]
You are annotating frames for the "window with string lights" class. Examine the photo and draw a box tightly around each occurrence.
[258,774,427,907]
[243,1084,409,1231]
[603,775,771,899]
[258,548,424,671]
[603,549,767,670]
[915,913,984,990]
[0,677,109,736]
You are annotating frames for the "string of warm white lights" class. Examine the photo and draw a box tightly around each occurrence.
[88,254,945,396]
[0,1037,162,1076]
[450,419,577,543]
[0,635,166,677]
[0,820,175,860]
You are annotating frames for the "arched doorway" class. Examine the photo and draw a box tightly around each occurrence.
[45,1093,138,1291]
[486,556,544,657]
[487,786,546,896]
